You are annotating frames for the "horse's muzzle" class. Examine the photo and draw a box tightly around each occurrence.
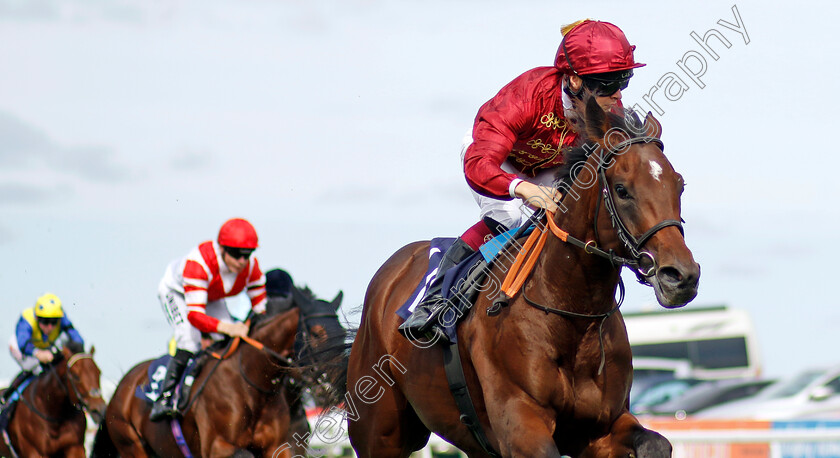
[89,403,107,424]
[653,261,700,308]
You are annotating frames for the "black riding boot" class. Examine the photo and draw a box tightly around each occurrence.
[149,349,191,422]
[399,237,475,341]
[1,371,30,405]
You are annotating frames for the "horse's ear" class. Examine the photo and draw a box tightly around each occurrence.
[290,285,305,306]
[584,96,608,141]
[90,345,96,355]
[643,111,662,139]
[331,291,343,310]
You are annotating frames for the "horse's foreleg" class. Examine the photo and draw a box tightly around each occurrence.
[580,412,672,458]
[205,436,246,458]
[346,368,430,457]
[490,401,563,458]
[63,444,87,458]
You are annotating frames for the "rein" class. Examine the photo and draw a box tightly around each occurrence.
[595,136,683,281]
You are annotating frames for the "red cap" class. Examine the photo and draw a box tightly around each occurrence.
[554,20,645,76]
[217,218,259,249]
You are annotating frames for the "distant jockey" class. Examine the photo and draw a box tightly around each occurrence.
[149,218,267,421]
[2,293,85,405]
[400,19,646,341]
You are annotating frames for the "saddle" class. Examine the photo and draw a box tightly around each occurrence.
[396,221,536,342]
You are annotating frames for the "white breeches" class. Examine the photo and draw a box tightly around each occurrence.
[158,284,232,354]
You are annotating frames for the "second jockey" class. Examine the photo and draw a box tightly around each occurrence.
[149,217,268,421]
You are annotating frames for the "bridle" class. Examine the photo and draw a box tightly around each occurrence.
[64,353,102,413]
[592,135,683,281]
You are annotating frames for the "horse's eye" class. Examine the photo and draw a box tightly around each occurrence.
[614,184,631,199]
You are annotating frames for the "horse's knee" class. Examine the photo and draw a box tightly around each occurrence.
[633,428,672,458]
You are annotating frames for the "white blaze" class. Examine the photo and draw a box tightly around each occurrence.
[649,160,663,182]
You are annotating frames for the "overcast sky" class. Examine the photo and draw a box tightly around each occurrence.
[2,0,838,385]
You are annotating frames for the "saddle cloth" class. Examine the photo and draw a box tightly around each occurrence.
[397,238,502,342]
[135,355,199,408]
[395,227,532,342]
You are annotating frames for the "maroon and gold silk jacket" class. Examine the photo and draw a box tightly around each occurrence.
[463,66,580,199]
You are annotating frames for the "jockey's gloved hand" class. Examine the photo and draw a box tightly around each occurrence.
[217,321,249,338]
[34,349,55,364]
[514,182,563,213]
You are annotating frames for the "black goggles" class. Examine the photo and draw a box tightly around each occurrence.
[37,317,60,325]
[583,76,630,96]
[223,246,254,260]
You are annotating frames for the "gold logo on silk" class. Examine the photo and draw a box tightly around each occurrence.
[540,112,566,131]
[510,137,567,177]
[526,139,558,156]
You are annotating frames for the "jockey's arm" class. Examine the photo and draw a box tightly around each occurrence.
[15,316,36,357]
[186,307,248,338]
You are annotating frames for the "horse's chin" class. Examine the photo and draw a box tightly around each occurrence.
[89,409,105,425]
[650,278,698,309]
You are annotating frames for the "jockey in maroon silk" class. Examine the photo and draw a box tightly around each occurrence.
[400,19,646,342]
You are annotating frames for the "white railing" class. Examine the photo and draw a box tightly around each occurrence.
[308,420,840,458]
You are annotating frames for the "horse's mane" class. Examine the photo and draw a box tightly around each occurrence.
[554,105,645,189]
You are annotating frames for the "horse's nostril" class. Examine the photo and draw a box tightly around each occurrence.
[658,266,683,285]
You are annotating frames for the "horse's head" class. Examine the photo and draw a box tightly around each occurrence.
[291,286,347,365]
[58,342,108,423]
[559,97,700,307]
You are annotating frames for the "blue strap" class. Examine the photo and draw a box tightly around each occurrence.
[478,225,535,263]
[170,418,194,458]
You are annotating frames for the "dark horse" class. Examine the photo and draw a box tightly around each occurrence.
[0,341,108,458]
[341,98,700,457]
[93,286,346,457]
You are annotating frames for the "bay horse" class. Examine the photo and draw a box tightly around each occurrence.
[0,341,108,458]
[93,286,346,457]
[341,97,700,457]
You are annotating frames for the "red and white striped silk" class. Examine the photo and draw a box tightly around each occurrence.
[181,241,266,333]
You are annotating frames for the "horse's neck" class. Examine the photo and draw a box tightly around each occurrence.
[32,368,69,414]
[239,312,297,390]
[535,183,621,312]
